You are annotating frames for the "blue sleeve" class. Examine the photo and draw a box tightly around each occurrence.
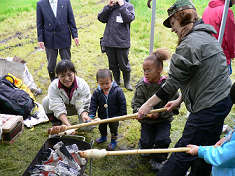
[198,139,235,167]
[88,90,98,119]
[36,2,44,42]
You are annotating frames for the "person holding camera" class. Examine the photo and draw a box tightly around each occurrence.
[98,0,135,91]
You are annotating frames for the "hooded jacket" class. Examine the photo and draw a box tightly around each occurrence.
[202,0,235,64]
[132,77,179,124]
[198,129,235,176]
[89,82,127,119]
[156,23,232,113]
[98,1,135,48]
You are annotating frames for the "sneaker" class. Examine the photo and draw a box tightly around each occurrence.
[107,140,117,151]
[95,136,107,144]
[149,159,166,171]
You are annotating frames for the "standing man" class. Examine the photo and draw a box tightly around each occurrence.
[98,0,135,91]
[36,0,79,81]
[203,0,235,74]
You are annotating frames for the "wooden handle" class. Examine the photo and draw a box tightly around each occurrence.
[80,147,190,158]
[106,147,190,156]
[66,108,167,130]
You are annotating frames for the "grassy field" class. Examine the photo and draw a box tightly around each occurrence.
[0,0,235,176]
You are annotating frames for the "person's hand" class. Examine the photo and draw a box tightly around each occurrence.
[186,144,199,156]
[81,112,92,122]
[147,0,152,8]
[38,42,45,49]
[164,95,182,112]
[137,103,152,119]
[214,137,226,147]
[149,112,159,119]
[108,0,117,6]
[74,38,79,46]
[117,0,124,6]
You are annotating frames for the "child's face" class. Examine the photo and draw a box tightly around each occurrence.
[143,60,162,83]
[58,71,75,88]
[98,77,112,94]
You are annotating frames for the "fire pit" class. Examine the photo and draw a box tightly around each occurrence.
[23,135,91,176]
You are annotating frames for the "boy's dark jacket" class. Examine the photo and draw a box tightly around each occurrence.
[132,78,179,124]
[98,1,135,48]
[89,82,127,119]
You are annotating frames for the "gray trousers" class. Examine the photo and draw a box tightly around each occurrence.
[105,47,131,73]
[45,47,71,73]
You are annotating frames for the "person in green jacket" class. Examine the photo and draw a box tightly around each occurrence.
[132,48,179,172]
[138,0,232,175]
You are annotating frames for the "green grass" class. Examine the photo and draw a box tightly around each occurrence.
[0,0,234,176]
[0,0,37,22]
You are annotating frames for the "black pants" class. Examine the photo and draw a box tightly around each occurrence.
[157,96,232,176]
[105,47,131,73]
[140,121,171,162]
[45,47,71,73]
[99,122,119,139]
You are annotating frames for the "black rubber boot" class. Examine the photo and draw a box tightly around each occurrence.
[112,71,121,86]
[123,71,133,91]
[49,72,56,82]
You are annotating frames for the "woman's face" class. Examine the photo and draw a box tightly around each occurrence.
[143,59,162,83]
[58,71,75,88]
[170,16,182,37]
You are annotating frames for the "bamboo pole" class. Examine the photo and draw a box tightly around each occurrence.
[80,147,190,159]
[48,108,167,134]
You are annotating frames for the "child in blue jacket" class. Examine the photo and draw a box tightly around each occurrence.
[89,69,127,150]
[186,82,235,176]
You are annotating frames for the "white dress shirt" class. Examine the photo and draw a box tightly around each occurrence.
[49,0,58,17]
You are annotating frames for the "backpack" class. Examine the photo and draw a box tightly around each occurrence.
[0,75,35,119]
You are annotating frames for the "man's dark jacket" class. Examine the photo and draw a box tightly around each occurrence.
[98,2,135,48]
[36,0,78,49]
[89,82,127,119]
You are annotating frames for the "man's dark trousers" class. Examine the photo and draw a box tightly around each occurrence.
[157,96,232,176]
[45,47,71,81]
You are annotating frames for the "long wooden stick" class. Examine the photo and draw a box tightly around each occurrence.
[48,108,167,134]
[79,147,190,159]
[67,108,166,130]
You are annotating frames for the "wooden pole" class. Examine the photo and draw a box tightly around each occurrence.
[106,147,190,156]
[48,108,167,134]
[80,147,190,159]
[66,108,166,130]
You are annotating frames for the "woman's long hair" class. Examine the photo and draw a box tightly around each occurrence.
[173,9,199,44]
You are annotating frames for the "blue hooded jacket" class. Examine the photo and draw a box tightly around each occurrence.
[198,128,235,176]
